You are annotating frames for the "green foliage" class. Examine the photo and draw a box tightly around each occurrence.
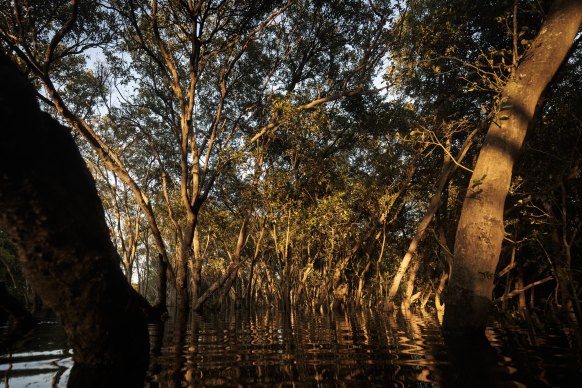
[0,0,579,314]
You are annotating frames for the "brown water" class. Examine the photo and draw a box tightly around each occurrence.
[2,309,582,386]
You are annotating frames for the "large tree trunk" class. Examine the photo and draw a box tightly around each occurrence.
[0,53,149,385]
[443,0,582,335]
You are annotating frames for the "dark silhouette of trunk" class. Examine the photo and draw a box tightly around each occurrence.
[149,253,168,321]
[0,52,149,385]
[443,0,582,335]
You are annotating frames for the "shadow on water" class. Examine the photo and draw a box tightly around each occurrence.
[2,309,582,386]
[1,319,148,387]
[444,332,517,387]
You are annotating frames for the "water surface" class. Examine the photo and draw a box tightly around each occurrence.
[0,322,71,387]
[2,309,582,386]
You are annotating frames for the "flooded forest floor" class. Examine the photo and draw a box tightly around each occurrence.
[2,307,582,386]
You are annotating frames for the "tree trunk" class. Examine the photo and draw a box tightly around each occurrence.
[192,260,243,311]
[246,225,265,307]
[387,128,476,309]
[401,255,422,311]
[502,242,517,311]
[435,271,449,313]
[152,253,168,319]
[220,218,248,307]
[356,258,373,305]
[0,53,149,384]
[443,0,582,335]
[176,221,195,315]
[190,227,203,309]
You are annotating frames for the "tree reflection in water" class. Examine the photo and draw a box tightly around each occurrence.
[140,309,581,387]
[2,309,582,386]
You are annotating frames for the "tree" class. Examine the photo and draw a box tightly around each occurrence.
[1,0,393,314]
[0,51,149,385]
[443,0,582,335]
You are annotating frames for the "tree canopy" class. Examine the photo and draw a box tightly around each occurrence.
[1,0,581,338]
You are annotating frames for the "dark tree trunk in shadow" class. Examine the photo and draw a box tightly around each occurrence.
[0,52,149,386]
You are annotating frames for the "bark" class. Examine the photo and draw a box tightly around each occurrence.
[189,227,203,308]
[0,53,149,384]
[42,70,174,292]
[443,0,582,335]
[387,171,449,307]
[176,220,195,315]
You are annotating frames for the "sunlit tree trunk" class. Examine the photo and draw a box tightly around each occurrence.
[387,129,476,310]
[401,256,422,311]
[443,0,582,335]
[219,218,248,306]
[282,209,293,313]
[246,224,266,307]
[356,258,373,306]
[190,227,203,308]
[434,224,453,313]
[435,271,449,312]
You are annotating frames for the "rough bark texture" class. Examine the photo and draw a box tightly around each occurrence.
[443,0,582,335]
[0,52,149,384]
